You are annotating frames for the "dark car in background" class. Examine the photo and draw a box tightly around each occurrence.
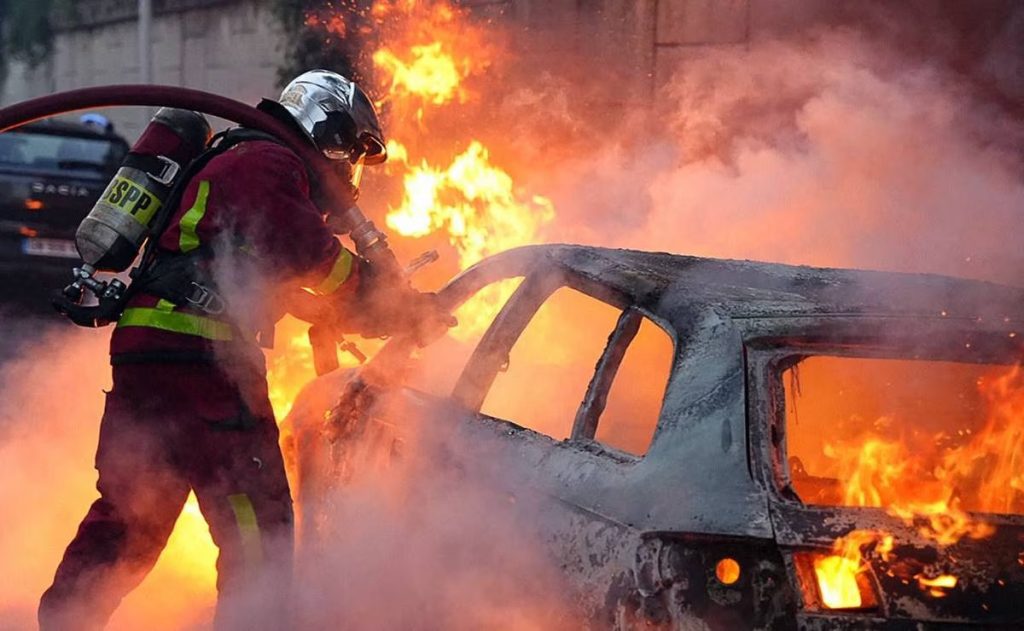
[0,118,128,311]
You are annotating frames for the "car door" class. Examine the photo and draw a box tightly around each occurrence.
[316,253,675,500]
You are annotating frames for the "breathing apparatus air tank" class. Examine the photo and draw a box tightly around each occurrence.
[76,107,211,271]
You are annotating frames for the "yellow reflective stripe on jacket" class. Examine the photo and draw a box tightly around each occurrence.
[179,180,210,253]
[227,493,264,567]
[117,307,233,341]
[312,247,354,295]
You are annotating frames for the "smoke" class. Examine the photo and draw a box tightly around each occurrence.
[0,326,105,629]
[287,390,577,630]
[529,24,1024,286]
[0,325,218,630]
[512,25,1024,286]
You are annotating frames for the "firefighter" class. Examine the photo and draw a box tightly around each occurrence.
[39,70,421,630]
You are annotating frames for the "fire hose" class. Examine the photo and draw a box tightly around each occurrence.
[0,84,395,263]
[0,85,439,374]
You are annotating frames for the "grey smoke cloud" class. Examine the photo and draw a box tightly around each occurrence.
[538,26,1024,285]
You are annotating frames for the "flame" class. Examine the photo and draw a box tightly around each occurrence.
[813,555,863,609]
[383,139,553,336]
[788,358,1024,602]
[917,573,958,597]
[811,530,891,609]
[371,0,549,289]
[385,140,555,268]
[815,365,1024,547]
[958,366,1024,512]
[370,0,493,120]
[373,42,465,106]
[823,433,997,547]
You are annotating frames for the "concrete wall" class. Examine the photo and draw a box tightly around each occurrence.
[460,0,827,107]
[1,0,286,141]
[1,0,827,139]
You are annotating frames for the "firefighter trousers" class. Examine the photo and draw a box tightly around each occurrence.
[39,362,294,631]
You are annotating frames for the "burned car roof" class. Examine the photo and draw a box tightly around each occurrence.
[471,244,1024,324]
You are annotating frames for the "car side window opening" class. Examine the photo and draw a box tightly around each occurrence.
[478,285,673,455]
[781,354,1024,516]
[591,315,675,455]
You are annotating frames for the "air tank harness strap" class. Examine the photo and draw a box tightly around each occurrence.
[126,127,278,315]
[132,126,283,279]
[132,249,226,315]
[122,152,180,186]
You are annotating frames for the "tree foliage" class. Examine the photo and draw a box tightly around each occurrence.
[0,0,76,86]
[270,0,370,87]
[0,0,52,83]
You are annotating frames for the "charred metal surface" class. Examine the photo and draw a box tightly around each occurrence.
[773,504,1024,626]
[605,532,795,630]
[288,245,1024,629]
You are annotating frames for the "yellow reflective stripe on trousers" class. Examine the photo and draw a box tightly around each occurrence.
[117,307,234,341]
[227,493,264,567]
[179,180,210,253]
[313,247,354,295]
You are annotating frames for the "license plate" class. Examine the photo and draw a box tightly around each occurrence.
[22,237,80,259]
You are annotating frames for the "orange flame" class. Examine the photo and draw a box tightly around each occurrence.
[789,358,1024,601]
[373,42,466,106]
[370,0,493,120]
[824,433,997,547]
[917,573,958,598]
[813,555,863,609]
[811,530,891,609]
[817,365,1024,546]
[369,0,551,339]
[385,140,555,268]
[384,139,553,336]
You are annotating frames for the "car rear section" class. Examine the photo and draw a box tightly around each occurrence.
[768,504,1024,629]
[744,310,1024,629]
[0,120,126,305]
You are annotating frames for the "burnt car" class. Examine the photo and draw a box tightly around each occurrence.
[288,245,1024,629]
[0,118,128,307]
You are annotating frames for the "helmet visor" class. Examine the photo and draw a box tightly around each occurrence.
[317,108,375,165]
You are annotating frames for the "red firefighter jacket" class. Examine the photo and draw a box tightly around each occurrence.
[109,139,358,359]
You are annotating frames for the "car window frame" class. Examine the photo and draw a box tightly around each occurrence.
[452,263,674,457]
[746,329,1024,511]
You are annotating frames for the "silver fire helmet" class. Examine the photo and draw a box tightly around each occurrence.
[277,70,387,166]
